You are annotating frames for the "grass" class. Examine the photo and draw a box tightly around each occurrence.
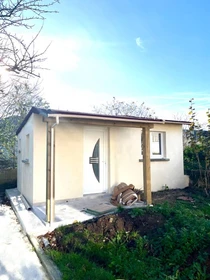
[46,191,210,280]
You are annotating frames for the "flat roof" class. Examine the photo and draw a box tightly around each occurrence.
[16,106,191,135]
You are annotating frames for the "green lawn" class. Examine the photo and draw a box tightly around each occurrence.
[45,191,210,280]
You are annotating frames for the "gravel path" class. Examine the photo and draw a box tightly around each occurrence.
[0,201,49,280]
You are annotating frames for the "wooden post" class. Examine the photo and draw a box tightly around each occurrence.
[46,117,58,223]
[142,126,152,205]
[46,123,51,222]
[50,126,55,222]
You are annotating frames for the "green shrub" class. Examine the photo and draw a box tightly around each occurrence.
[47,195,210,280]
[48,250,115,280]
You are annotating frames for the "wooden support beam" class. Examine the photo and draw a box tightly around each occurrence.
[142,127,152,205]
[46,122,51,222]
[46,122,56,223]
[50,125,55,222]
[66,119,154,128]
[43,117,155,129]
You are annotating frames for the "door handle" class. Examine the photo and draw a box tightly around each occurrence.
[89,157,99,164]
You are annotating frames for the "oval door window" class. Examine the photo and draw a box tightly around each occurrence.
[89,139,100,182]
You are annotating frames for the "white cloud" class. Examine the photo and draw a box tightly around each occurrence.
[135,37,144,49]
[35,36,82,72]
[41,72,112,112]
[46,38,81,72]
[5,30,82,74]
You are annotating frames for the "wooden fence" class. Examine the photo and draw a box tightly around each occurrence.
[0,168,17,185]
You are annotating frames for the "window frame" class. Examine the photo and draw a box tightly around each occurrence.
[150,131,166,159]
[141,130,166,160]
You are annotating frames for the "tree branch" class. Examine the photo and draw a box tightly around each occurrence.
[0,0,59,77]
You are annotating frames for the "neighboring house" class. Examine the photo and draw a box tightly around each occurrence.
[16,107,189,222]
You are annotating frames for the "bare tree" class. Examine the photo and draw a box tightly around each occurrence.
[0,1,58,168]
[93,97,157,118]
[0,0,59,78]
[0,81,49,118]
[172,112,190,122]
[0,81,49,167]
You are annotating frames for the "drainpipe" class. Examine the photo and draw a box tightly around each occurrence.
[46,116,59,224]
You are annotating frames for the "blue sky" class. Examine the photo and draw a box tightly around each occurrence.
[39,0,210,121]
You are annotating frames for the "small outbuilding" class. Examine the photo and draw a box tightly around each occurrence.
[16,107,189,222]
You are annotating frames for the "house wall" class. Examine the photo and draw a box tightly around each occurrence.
[109,127,143,191]
[32,114,47,204]
[31,116,84,204]
[108,124,189,192]
[17,114,34,205]
[150,124,189,191]
[54,123,84,201]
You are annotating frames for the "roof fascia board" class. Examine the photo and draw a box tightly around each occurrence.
[45,117,154,128]
[164,120,191,125]
[47,113,164,125]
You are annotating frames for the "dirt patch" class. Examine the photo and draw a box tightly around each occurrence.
[152,188,192,205]
[40,210,165,251]
[40,188,193,251]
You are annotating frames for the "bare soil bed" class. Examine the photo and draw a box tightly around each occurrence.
[40,188,192,250]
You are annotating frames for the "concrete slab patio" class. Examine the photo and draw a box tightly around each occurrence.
[6,188,145,235]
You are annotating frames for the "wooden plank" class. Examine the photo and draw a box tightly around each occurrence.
[44,117,154,129]
[142,127,152,205]
[66,119,154,128]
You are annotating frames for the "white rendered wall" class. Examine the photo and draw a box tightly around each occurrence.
[108,127,143,191]
[32,117,84,204]
[54,123,84,201]
[149,124,189,191]
[19,115,84,205]
[109,124,189,193]
[32,114,47,204]
[17,114,34,205]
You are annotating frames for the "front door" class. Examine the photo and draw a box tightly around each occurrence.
[84,128,107,194]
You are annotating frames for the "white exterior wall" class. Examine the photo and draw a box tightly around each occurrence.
[17,114,35,205]
[150,124,189,191]
[109,127,143,191]
[54,123,83,201]
[18,115,189,205]
[109,124,189,192]
[32,114,47,204]
[30,117,84,204]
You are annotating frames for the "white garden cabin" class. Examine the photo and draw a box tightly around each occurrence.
[16,107,189,223]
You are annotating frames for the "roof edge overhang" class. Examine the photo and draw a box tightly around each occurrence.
[16,107,48,135]
[47,113,191,126]
[47,113,164,125]
[16,106,191,135]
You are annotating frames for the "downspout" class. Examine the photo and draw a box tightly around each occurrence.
[46,116,59,224]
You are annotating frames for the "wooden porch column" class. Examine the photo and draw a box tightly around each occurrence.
[46,122,51,222]
[46,118,58,223]
[142,126,152,205]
